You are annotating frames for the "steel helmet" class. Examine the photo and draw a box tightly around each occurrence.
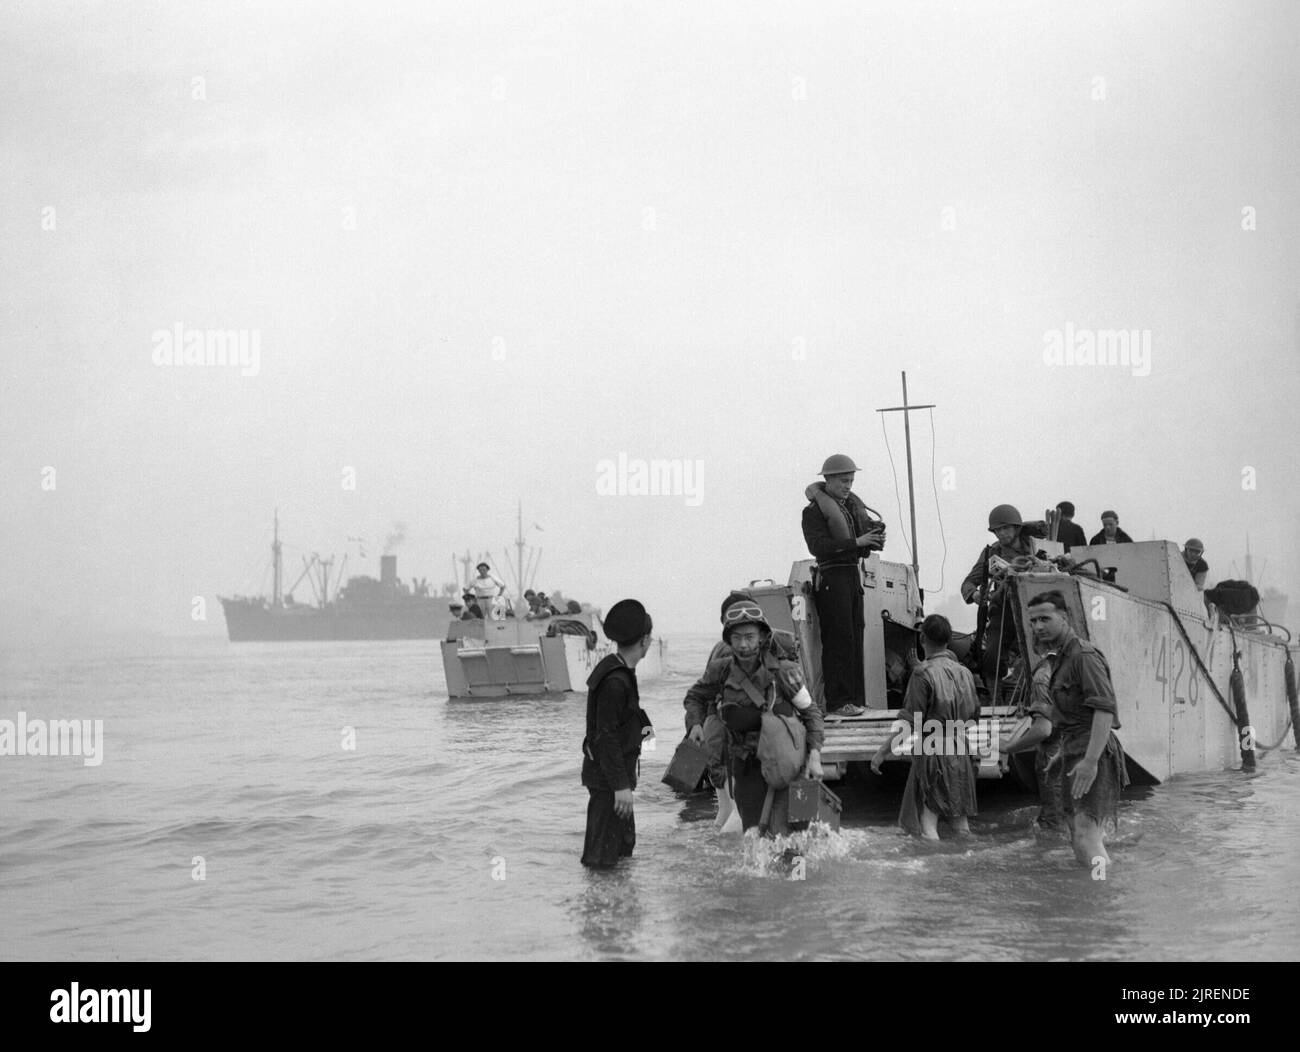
[721,599,771,642]
[819,453,859,476]
[987,504,1023,531]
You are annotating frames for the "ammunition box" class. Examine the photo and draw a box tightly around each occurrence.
[786,778,842,831]
[661,737,710,794]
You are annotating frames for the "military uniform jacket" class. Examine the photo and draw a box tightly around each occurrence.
[1038,630,1122,755]
[581,654,651,792]
[682,649,824,759]
[960,535,1039,604]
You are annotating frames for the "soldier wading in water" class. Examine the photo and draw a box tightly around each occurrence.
[1001,590,1129,867]
[682,601,824,834]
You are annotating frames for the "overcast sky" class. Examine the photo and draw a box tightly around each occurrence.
[2,0,1297,644]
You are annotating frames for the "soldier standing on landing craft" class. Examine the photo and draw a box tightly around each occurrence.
[801,454,886,717]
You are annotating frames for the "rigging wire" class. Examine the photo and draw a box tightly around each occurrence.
[927,408,949,593]
[878,405,951,596]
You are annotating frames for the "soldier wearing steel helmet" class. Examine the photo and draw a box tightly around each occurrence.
[801,453,887,717]
[681,599,824,834]
[961,504,1041,696]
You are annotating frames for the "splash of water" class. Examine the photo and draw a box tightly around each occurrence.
[735,822,856,877]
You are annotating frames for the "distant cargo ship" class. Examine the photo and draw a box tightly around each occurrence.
[220,514,455,641]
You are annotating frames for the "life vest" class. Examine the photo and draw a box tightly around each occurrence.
[804,481,881,542]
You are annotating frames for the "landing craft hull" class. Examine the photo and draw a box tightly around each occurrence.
[441,617,665,698]
[1014,546,1295,783]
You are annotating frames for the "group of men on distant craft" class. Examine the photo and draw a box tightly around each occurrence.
[1055,502,1210,589]
[448,561,572,621]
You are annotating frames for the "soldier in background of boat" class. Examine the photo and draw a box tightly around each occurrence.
[682,601,824,834]
[801,453,887,717]
[460,591,483,620]
[1090,510,1134,546]
[580,599,656,869]
[1054,501,1088,552]
[1181,539,1209,590]
[1002,590,1129,867]
[962,504,1047,696]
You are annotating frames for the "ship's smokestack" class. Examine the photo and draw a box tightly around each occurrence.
[380,555,397,588]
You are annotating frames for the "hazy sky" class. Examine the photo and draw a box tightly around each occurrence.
[2,0,1297,644]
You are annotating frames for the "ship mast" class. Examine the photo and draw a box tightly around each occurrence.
[876,371,934,581]
[272,508,283,608]
[517,501,526,599]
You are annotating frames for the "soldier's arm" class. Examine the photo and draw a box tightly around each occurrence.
[1003,715,1055,755]
[683,661,724,731]
[960,551,986,603]
[1077,651,1119,720]
[1067,708,1115,798]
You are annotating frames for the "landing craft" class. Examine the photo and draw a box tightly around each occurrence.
[440,502,665,698]
[441,609,665,698]
[741,541,1297,786]
[717,372,1297,793]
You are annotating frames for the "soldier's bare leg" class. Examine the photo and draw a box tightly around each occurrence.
[920,805,940,840]
[713,781,735,830]
[1072,815,1109,867]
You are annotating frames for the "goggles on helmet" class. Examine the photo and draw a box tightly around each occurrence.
[722,602,766,625]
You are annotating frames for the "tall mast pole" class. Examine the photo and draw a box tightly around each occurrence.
[901,372,919,580]
[272,508,283,607]
[516,500,525,600]
[876,371,934,581]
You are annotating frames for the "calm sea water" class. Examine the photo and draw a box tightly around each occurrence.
[2,633,1298,961]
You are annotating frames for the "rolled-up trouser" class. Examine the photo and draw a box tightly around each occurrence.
[702,712,728,789]
[814,564,865,709]
[1035,736,1064,829]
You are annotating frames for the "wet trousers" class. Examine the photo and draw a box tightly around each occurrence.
[729,753,791,834]
[581,789,636,868]
[1035,738,1064,829]
[702,713,728,789]
[814,565,865,709]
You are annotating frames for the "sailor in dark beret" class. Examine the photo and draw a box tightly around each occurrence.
[602,598,652,645]
[580,598,655,867]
